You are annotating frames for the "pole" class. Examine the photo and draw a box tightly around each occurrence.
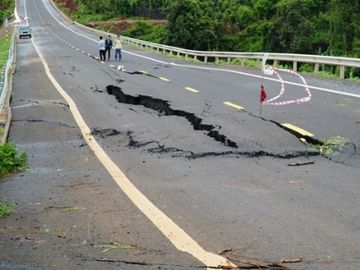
[259,53,269,117]
[260,77,264,117]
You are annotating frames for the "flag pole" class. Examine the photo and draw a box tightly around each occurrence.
[260,78,263,117]
[260,53,269,117]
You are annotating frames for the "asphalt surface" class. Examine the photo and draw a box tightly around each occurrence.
[1,0,360,269]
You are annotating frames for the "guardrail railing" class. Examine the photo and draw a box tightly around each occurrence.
[0,25,15,144]
[0,27,15,112]
[71,19,360,80]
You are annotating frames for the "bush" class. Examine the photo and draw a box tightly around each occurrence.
[299,63,314,73]
[0,199,14,217]
[122,21,167,44]
[0,143,28,176]
[307,136,351,156]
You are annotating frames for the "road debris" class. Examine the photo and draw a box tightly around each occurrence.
[288,161,314,166]
[280,258,303,264]
[289,180,305,184]
[98,241,136,253]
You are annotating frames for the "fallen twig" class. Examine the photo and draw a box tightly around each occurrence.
[219,248,233,255]
[280,258,303,264]
[288,161,314,166]
[99,241,136,253]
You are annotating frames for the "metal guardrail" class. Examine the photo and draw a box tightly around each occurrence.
[0,26,15,144]
[0,28,15,112]
[58,8,358,80]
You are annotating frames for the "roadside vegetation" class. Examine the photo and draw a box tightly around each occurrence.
[0,199,14,217]
[0,143,28,177]
[0,0,15,26]
[0,36,11,71]
[307,136,352,156]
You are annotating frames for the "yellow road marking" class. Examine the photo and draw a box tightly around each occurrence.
[31,38,235,270]
[282,123,314,137]
[224,101,244,111]
[159,77,170,82]
[185,87,199,93]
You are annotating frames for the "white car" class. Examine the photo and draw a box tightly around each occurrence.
[19,26,32,39]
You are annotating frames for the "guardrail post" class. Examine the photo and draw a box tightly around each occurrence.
[215,57,219,64]
[273,60,278,67]
[293,61,297,72]
[314,63,319,74]
[204,56,208,64]
[194,55,197,62]
[185,54,188,61]
[227,57,231,64]
[340,66,345,79]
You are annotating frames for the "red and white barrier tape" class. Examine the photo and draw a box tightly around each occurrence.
[263,67,312,106]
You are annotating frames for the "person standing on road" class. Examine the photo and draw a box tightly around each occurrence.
[114,34,122,61]
[98,36,106,61]
[105,35,113,61]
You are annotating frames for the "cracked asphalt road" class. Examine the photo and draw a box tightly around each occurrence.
[1,0,360,269]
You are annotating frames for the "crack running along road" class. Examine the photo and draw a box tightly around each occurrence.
[106,85,321,159]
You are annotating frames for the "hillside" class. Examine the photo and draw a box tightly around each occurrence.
[55,0,360,59]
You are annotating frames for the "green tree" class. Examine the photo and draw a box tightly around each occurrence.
[0,0,15,25]
[166,0,217,50]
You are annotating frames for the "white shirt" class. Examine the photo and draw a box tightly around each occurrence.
[98,39,105,50]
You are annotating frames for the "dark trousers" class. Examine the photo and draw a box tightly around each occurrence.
[99,50,106,61]
[106,48,111,60]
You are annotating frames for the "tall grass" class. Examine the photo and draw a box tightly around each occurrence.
[0,36,11,72]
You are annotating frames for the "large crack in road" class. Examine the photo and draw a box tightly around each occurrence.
[104,85,321,159]
[107,85,238,148]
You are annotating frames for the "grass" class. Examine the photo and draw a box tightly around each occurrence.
[0,36,11,71]
[307,136,351,156]
[0,199,14,217]
[347,76,360,82]
[0,142,28,177]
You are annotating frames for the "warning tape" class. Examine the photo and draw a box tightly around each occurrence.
[263,67,311,106]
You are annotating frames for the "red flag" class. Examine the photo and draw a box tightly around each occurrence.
[260,84,267,103]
